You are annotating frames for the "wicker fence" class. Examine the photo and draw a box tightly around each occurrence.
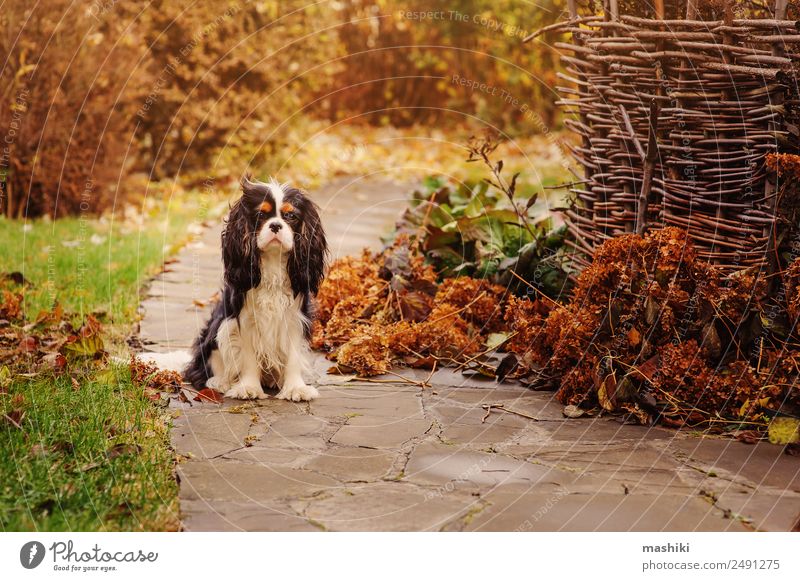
[531,0,799,273]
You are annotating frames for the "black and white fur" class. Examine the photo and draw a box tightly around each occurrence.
[184,177,328,401]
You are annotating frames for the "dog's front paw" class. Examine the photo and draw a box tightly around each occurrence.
[206,376,227,391]
[277,382,319,402]
[225,381,267,400]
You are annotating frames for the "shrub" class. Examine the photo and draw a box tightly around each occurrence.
[134,1,341,180]
[0,1,145,217]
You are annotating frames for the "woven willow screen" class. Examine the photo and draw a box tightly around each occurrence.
[538,0,799,273]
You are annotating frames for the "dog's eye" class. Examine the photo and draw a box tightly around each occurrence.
[282,210,296,220]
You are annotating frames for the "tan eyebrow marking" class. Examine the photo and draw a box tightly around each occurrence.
[281,202,295,213]
[259,201,273,213]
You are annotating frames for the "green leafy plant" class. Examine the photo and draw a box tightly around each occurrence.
[388,133,573,299]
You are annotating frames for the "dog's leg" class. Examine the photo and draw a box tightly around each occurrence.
[217,318,266,400]
[277,312,318,402]
[205,349,227,391]
[277,346,318,401]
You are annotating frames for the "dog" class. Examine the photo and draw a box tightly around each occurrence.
[183,177,328,401]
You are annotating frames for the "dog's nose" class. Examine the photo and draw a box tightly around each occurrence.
[269,222,282,233]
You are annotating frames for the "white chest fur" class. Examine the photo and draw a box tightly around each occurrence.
[237,253,308,374]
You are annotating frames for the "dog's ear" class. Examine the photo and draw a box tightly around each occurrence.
[240,175,267,209]
[222,198,260,290]
[288,194,328,296]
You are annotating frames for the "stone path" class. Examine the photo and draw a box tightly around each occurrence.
[138,176,800,532]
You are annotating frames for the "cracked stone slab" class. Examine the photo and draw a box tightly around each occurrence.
[714,490,800,531]
[181,500,319,532]
[224,446,314,468]
[536,417,679,442]
[441,423,522,447]
[517,441,681,471]
[405,443,576,491]
[178,460,340,503]
[265,415,330,438]
[303,447,396,482]
[304,482,477,531]
[464,489,749,532]
[312,387,423,419]
[429,401,528,428]
[252,398,308,418]
[427,401,526,446]
[331,415,433,448]
[172,412,254,458]
[666,438,800,491]
[256,415,334,450]
[433,387,565,421]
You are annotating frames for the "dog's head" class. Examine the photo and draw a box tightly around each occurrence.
[222,177,328,295]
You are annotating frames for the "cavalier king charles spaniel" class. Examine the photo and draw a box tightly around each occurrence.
[184,177,328,401]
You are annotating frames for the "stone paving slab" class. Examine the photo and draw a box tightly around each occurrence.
[139,177,800,531]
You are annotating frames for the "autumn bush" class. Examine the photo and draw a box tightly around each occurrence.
[133,1,340,180]
[323,0,564,131]
[314,236,501,376]
[0,1,145,217]
[505,227,800,429]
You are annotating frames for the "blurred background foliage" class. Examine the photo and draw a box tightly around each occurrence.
[0,0,568,217]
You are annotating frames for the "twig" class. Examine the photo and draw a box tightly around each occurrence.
[635,98,660,235]
[423,360,438,386]
[384,369,431,388]
[427,291,487,325]
[508,270,560,307]
[359,377,417,385]
[454,331,519,371]
[481,403,539,422]
[3,412,23,429]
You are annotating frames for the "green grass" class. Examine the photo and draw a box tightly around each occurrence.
[0,187,227,531]
[0,367,178,531]
[0,196,211,327]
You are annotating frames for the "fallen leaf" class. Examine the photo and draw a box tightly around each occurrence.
[644,295,659,325]
[406,355,437,369]
[19,336,38,353]
[194,388,224,404]
[0,290,21,319]
[398,290,433,322]
[3,409,24,428]
[562,404,586,418]
[0,365,11,390]
[630,355,659,383]
[106,443,141,459]
[620,403,651,425]
[42,352,67,373]
[598,373,617,411]
[485,332,509,351]
[734,430,761,445]
[328,364,356,375]
[496,353,518,382]
[700,321,721,359]
[64,334,104,357]
[768,417,800,445]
